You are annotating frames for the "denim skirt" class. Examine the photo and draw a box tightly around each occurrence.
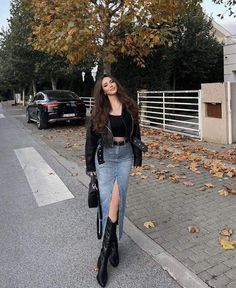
[95,142,133,240]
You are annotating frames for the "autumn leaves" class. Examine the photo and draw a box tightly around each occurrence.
[44,125,236,252]
[130,128,236,252]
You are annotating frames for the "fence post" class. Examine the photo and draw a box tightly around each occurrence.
[227,81,232,144]
[198,89,202,141]
[163,92,166,130]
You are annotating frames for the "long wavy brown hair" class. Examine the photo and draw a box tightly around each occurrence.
[91,74,139,133]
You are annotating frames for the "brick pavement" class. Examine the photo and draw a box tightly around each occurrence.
[3,101,236,288]
[126,132,236,288]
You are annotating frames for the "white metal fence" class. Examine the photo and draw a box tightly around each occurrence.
[82,91,201,138]
[137,90,201,138]
[81,97,94,114]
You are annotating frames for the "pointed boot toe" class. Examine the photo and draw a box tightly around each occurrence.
[97,272,107,287]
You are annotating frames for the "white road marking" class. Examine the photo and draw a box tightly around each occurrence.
[0,113,5,118]
[14,147,74,207]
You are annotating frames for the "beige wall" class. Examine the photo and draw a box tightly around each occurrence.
[224,43,236,82]
[232,83,236,142]
[201,83,229,144]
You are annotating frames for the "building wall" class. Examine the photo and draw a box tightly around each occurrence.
[232,83,236,142]
[224,43,236,82]
[210,18,232,43]
[201,83,229,144]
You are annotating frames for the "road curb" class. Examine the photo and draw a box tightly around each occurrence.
[124,218,209,288]
[44,146,209,288]
[2,103,209,287]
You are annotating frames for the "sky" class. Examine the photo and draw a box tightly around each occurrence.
[202,0,236,34]
[0,0,235,34]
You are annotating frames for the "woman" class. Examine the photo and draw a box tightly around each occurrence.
[85,74,144,287]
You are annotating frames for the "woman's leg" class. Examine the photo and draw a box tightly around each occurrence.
[96,179,120,286]
[107,179,120,267]
[108,179,119,222]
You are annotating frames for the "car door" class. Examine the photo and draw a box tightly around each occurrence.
[27,94,37,120]
[30,93,42,120]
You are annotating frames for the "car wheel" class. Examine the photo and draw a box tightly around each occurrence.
[37,112,48,129]
[26,110,32,123]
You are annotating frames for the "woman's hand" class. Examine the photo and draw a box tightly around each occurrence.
[88,171,96,177]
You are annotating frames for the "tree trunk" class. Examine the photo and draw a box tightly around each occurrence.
[32,79,37,96]
[172,72,176,90]
[51,76,57,90]
[13,89,16,105]
[103,62,111,75]
[22,88,26,106]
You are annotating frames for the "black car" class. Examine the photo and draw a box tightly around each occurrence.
[26,90,86,129]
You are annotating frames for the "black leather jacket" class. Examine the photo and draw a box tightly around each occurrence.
[85,108,142,172]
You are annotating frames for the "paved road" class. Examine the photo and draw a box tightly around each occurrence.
[0,103,181,287]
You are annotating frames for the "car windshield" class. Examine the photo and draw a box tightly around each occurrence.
[46,91,79,101]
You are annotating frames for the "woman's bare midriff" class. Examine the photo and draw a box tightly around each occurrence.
[113,137,126,142]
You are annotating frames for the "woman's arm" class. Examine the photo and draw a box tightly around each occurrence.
[131,123,142,167]
[85,122,100,173]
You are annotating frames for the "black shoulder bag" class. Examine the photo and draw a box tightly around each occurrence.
[88,175,102,239]
[88,175,99,208]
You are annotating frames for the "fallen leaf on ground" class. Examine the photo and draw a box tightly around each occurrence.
[204,183,215,188]
[144,221,157,228]
[219,228,233,237]
[218,187,236,196]
[218,188,229,197]
[219,238,235,250]
[188,225,200,233]
[218,189,229,196]
[166,164,175,168]
[169,174,181,183]
[142,164,153,170]
[71,173,79,177]
[130,171,142,176]
[183,181,195,187]
[198,187,207,192]
[227,171,235,178]
[189,162,201,174]
[141,175,149,180]
[143,152,152,158]
[230,188,236,195]
[155,174,166,180]
[213,171,224,178]
[148,141,160,149]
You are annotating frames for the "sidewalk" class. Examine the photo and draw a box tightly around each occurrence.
[127,131,236,288]
[2,101,236,288]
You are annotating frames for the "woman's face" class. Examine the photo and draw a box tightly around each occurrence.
[101,77,118,96]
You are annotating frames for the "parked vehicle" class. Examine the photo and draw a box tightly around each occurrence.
[26,90,86,129]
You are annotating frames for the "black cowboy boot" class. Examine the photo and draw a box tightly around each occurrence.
[109,222,119,267]
[97,217,115,287]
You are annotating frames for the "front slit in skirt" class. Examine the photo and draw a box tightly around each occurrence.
[95,142,133,240]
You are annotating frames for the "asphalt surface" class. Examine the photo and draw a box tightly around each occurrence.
[2,101,236,288]
[0,102,181,287]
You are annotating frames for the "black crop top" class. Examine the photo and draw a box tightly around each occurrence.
[109,114,126,137]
